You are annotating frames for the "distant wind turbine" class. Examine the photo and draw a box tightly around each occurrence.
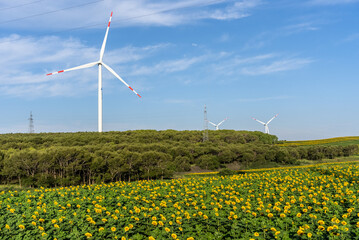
[208,117,228,130]
[46,12,141,132]
[252,114,278,134]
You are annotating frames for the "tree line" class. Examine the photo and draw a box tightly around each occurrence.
[0,130,357,187]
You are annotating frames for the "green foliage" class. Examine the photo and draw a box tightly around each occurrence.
[196,155,220,170]
[0,131,356,187]
[1,162,359,239]
[218,168,236,176]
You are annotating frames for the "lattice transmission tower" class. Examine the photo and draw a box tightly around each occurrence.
[203,105,209,142]
[28,111,34,133]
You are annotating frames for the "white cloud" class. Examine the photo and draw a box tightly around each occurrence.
[283,22,319,34]
[209,53,313,77]
[241,58,313,75]
[198,0,262,20]
[308,0,359,5]
[237,96,290,102]
[126,56,206,76]
[0,0,261,30]
[244,20,322,50]
[343,33,359,42]
[0,35,167,97]
[0,33,313,98]
[210,53,275,74]
[104,43,171,64]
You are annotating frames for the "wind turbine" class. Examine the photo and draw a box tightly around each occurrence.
[46,12,141,132]
[252,114,278,134]
[208,117,228,130]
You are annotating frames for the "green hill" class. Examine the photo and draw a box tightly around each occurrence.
[277,136,359,146]
[0,131,357,187]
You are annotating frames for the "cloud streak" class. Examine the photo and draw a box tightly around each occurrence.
[210,53,312,76]
[236,95,290,102]
[0,35,166,97]
[241,58,313,75]
[308,0,359,5]
[0,0,262,30]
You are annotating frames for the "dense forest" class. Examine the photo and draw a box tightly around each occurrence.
[0,130,357,187]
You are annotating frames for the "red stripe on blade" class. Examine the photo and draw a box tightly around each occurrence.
[46,73,52,76]
[111,12,113,17]
[137,94,142,98]
[129,86,133,91]
[58,70,64,73]
[108,22,111,27]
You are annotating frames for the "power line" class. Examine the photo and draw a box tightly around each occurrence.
[0,0,46,12]
[0,0,104,25]
[203,105,209,142]
[28,111,34,133]
[63,0,228,30]
[0,0,229,45]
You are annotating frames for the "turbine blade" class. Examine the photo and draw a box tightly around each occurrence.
[208,121,216,127]
[266,113,279,125]
[102,62,141,98]
[46,61,98,76]
[99,11,113,62]
[252,117,265,125]
[218,117,228,126]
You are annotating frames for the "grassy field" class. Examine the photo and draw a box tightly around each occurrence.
[277,136,359,146]
[1,161,359,239]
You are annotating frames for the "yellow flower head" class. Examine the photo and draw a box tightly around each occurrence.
[85,232,92,238]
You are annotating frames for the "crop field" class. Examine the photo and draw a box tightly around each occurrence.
[1,162,359,239]
[278,136,359,146]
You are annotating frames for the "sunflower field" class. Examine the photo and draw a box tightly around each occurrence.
[277,136,359,146]
[1,162,359,239]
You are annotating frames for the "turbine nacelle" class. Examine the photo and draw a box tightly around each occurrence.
[252,114,278,134]
[46,12,141,132]
[207,117,228,130]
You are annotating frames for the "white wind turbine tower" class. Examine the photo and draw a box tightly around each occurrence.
[46,12,141,132]
[252,114,278,134]
[208,117,228,130]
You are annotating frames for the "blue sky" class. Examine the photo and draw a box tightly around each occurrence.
[0,0,358,140]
